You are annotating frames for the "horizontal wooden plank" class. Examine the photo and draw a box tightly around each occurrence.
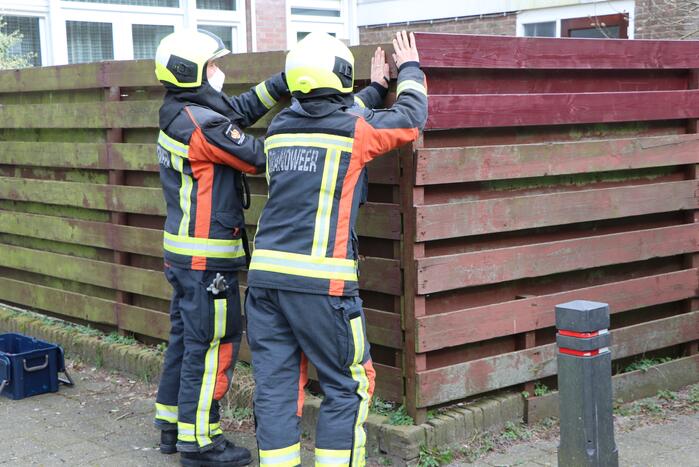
[357,203,401,240]
[426,90,699,130]
[415,33,699,70]
[0,101,160,129]
[365,308,402,349]
[373,362,403,402]
[416,224,698,294]
[415,134,699,185]
[119,304,170,340]
[0,177,165,215]
[0,243,171,300]
[0,178,397,239]
[0,276,170,340]
[0,210,163,257]
[359,257,402,296]
[416,269,698,352]
[416,310,699,407]
[0,142,158,171]
[0,62,105,93]
[424,69,690,96]
[366,152,400,185]
[0,44,386,93]
[0,276,116,325]
[416,180,699,241]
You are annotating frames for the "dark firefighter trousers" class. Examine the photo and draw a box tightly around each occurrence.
[246,286,376,467]
[154,265,242,453]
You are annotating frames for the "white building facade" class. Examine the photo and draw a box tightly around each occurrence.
[0,0,360,66]
[356,0,637,42]
[0,0,676,67]
[1,0,248,65]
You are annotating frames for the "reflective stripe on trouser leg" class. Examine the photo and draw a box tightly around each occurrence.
[155,403,178,424]
[315,448,351,467]
[178,421,196,443]
[177,420,224,444]
[348,315,370,467]
[260,443,301,466]
[155,267,185,431]
[193,297,227,448]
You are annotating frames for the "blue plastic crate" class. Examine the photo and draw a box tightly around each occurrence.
[0,333,72,400]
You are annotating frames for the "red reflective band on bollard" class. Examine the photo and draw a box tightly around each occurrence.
[558,329,608,338]
[559,347,610,357]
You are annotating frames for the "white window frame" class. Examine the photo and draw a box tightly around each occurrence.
[194,3,246,53]
[0,4,50,66]
[287,0,350,47]
[516,0,635,39]
[196,22,240,54]
[54,0,246,64]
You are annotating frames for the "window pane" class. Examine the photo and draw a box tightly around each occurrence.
[296,31,336,42]
[570,25,620,38]
[196,0,236,10]
[291,8,341,17]
[198,25,233,51]
[63,0,179,6]
[1,16,42,66]
[133,24,174,59]
[523,21,556,37]
[66,21,114,64]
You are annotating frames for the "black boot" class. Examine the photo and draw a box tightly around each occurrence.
[160,430,178,454]
[180,439,252,467]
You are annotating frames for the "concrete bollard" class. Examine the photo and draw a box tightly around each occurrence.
[556,300,618,467]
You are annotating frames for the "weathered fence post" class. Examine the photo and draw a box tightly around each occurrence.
[556,300,618,467]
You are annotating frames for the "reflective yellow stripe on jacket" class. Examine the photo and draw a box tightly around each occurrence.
[255,81,278,109]
[249,249,357,282]
[158,130,189,158]
[265,133,353,152]
[163,232,246,259]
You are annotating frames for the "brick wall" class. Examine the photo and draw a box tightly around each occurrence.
[359,13,516,44]
[635,0,699,39]
[254,0,287,51]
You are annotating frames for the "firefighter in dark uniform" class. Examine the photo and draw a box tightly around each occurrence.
[151,29,289,467]
[245,31,427,467]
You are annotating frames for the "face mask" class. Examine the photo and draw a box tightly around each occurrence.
[209,68,225,92]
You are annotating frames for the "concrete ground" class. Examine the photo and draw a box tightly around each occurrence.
[0,360,697,466]
[470,414,699,467]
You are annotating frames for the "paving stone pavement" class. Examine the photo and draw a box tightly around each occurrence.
[1,362,697,466]
[0,363,316,467]
[461,412,699,467]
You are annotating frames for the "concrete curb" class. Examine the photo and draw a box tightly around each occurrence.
[525,353,699,423]
[0,305,526,465]
[0,305,164,382]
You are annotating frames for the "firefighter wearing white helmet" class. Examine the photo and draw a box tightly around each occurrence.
[151,29,290,467]
[155,29,230,89]
[245,31,428,467]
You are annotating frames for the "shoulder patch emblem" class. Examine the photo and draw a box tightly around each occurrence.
[226,124,246,145]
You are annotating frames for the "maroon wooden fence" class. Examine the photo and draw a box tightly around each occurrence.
[402,33,699,422]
